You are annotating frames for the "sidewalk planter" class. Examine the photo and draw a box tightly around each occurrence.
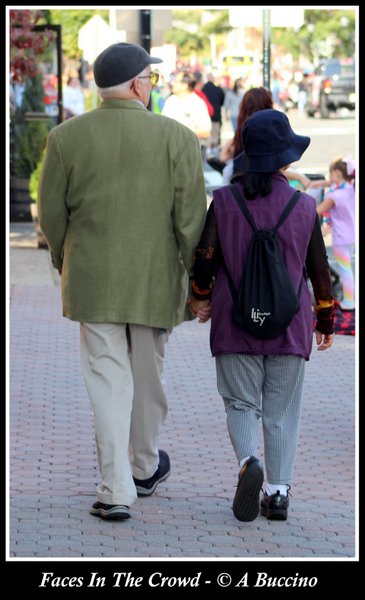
[10,73,51,223]
[10,177,33,222]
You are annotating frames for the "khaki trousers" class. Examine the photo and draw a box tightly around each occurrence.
[80,322,169,506]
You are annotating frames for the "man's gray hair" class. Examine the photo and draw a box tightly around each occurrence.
[98,66,150,98]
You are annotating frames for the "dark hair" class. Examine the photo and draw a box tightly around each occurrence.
[232,87,273,157]
[193,70,203,83]
[233,78,242,94]
[232,172,273,199]
[176,71,195,91]
[329,157,355,182]
[67,76,79,86]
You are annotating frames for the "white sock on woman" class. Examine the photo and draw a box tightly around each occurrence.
[265,483,288,496]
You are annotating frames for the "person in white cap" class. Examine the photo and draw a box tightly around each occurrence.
[38,43,207,521]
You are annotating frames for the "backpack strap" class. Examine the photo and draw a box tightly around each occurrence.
[273,189,301,232]
[229,184,257,231]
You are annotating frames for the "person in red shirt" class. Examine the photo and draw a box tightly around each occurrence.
[192,70,214,117]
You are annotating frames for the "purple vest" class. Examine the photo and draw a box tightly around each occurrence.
[210,173,317,360]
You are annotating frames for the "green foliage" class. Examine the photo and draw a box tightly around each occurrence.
[272,8,356,62]
[164,9,231,62]
[15,119,49,179]
[48,9,109,59]
[20,71,45,112]
[166,7,355,66]
[164,28,209,54]
[173,9,202,25]
[305,9,355,57]
[29,151,45,201]
[201,10,231,35]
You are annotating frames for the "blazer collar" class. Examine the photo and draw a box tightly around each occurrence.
[98,98,147,111]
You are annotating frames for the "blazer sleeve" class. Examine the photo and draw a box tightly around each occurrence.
[38,129,69,271]
[172,132,207,281]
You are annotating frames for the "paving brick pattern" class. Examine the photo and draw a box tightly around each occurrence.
[9,226,357,559]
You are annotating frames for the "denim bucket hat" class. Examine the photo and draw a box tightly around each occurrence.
[93,43,162,88]
[233,109,310,173]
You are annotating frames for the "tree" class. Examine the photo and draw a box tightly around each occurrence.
[271,9,356,64]
[48,9,109,59]
[164,9,231,66]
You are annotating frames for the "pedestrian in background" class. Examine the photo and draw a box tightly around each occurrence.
[202,72,225,155]
[150,79,165,114]
[38,43,207,521]
[220,87,273,183]
[297,73,309,116]
[220,87,312,189]
[223,77,245,133]
[192,70,214,118]
[189,109,334,522]
[310,156,356,311]
[162,70,211,161]
[62,76,85,119]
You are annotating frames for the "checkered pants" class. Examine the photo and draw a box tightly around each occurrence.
[216,353,305,485]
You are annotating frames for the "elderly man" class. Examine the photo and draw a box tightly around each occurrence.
[38,43,207,520]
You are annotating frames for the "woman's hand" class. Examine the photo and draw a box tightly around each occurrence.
[315,331,334,350]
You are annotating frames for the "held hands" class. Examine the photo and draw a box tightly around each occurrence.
[315,331,334,351]
[187,297,211,323]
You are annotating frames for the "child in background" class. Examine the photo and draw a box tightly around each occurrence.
[310,156,356,311]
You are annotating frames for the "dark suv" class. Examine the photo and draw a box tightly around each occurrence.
[306,58,355,118]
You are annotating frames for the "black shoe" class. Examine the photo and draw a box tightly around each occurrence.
[90,502,130,520]
[133,450,171,496]
[232,456,264,522]
[260,490,289,520]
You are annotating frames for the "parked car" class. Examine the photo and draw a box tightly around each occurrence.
[306,58,355,118]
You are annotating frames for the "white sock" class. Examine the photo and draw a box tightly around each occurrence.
[265,483,288,497]
[239,456,251,469]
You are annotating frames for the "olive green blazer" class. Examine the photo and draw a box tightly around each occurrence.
[38,99,207,329]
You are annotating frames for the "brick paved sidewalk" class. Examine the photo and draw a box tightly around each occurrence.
[9,225,357,559]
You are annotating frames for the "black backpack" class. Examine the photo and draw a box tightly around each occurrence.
[226,185,303,339]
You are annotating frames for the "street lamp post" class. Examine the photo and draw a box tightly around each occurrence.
[140,9,151,54]
[262,9,271,90]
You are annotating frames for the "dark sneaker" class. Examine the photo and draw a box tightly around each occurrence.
[232,456,264,522]
[260,490,289,520]
[90,502,130,520]
[133,449,171,496]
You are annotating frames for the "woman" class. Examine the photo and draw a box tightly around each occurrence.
[220,87,311,189]
[220,87,273,164]
[223,77,245,133]
[189,109,334,522]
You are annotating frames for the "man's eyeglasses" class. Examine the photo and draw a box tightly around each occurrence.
[136,72,160,86]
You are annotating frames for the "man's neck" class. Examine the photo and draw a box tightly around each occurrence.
[101,91,146,108]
